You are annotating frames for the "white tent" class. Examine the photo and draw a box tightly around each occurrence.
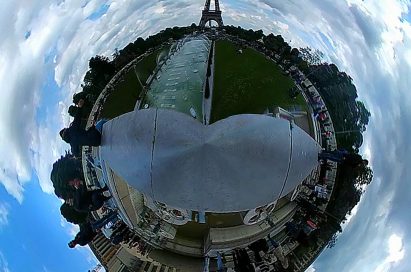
[101,109,320,212]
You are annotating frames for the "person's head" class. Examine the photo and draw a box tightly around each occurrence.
[68,105,78,117]
[68,178,83,189]
[68,240,77,248]
[59,128,70,143]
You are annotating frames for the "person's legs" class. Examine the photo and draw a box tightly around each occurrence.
[90,191,111,210]
[91,210,118,230]
[217,252,225,271]
[203,256,210,272]
[267,235,279,249]
[318,151,343,163]
[93,186,109,194]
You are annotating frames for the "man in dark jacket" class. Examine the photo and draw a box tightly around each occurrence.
[68,223,97,248]
[71,185,111,213]
[319,149,368,168]
[59,99,101,157]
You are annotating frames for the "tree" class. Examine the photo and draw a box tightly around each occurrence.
[327,233,339,248]
[356,101,370,133]
[305,63,370,151]
[299,47,324,65]
[355,165,373,189]
[72,91,87,104]
[51,153,84,199]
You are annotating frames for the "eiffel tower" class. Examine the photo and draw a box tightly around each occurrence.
[199,0,224,28]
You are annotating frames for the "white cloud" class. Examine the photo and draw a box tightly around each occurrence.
[387,234,405,263]
[0,251,10,272]
[59,214,79,238]
[374,234,405,272]
[0,203,10,228]
[306,265,316,272]
[0,0,202,203]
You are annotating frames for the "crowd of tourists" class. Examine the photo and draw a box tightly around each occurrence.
[204,235,291,272]
[50,95,149,253]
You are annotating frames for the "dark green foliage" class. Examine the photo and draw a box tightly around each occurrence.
[50,153,84,199]
[223,25,264,41]
[307,64,371,152]
[299,47,324,66]
[72,91,87,104]
[82,55,116,101]
[263,33,288,54]
[70,25,199,124]
[60,203,88,224]
[326,160,373,225]
[112,26,197,71]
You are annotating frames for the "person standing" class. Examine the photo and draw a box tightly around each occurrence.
[318,149,348,163]
[72,185,111,213]
[217,252,225,272]
[59,99,102,157]
[319,149,368,168]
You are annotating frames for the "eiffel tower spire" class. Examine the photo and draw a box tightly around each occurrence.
[199,0,224,28]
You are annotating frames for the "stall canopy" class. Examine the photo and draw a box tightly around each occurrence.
[101,109,321,212]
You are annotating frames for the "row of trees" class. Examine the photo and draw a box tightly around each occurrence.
[305,64,370,152]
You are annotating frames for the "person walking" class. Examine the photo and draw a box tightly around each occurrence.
[217,252,225,272]
[72,185,111,212]
[90,210,119,231]
[318,149,349,163]
[319,149,368,167]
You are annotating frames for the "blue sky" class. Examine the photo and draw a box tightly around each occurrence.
[0,0,410,271]
[0,176,96,271]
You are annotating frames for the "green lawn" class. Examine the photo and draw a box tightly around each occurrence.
[100,68,141,119]
[100,48,168,119]
[211,40,306,122]
[135,46,169,84]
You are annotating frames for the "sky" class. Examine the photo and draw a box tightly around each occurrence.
[0,0,410,271]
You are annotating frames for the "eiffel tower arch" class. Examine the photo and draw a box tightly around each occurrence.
[199,0,224,28]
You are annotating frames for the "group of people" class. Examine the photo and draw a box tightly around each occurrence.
[51,152,115,248]
[51,95,118,248]
[108,220,150,254]
[204,236,290,272]
[51,93,155,255]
